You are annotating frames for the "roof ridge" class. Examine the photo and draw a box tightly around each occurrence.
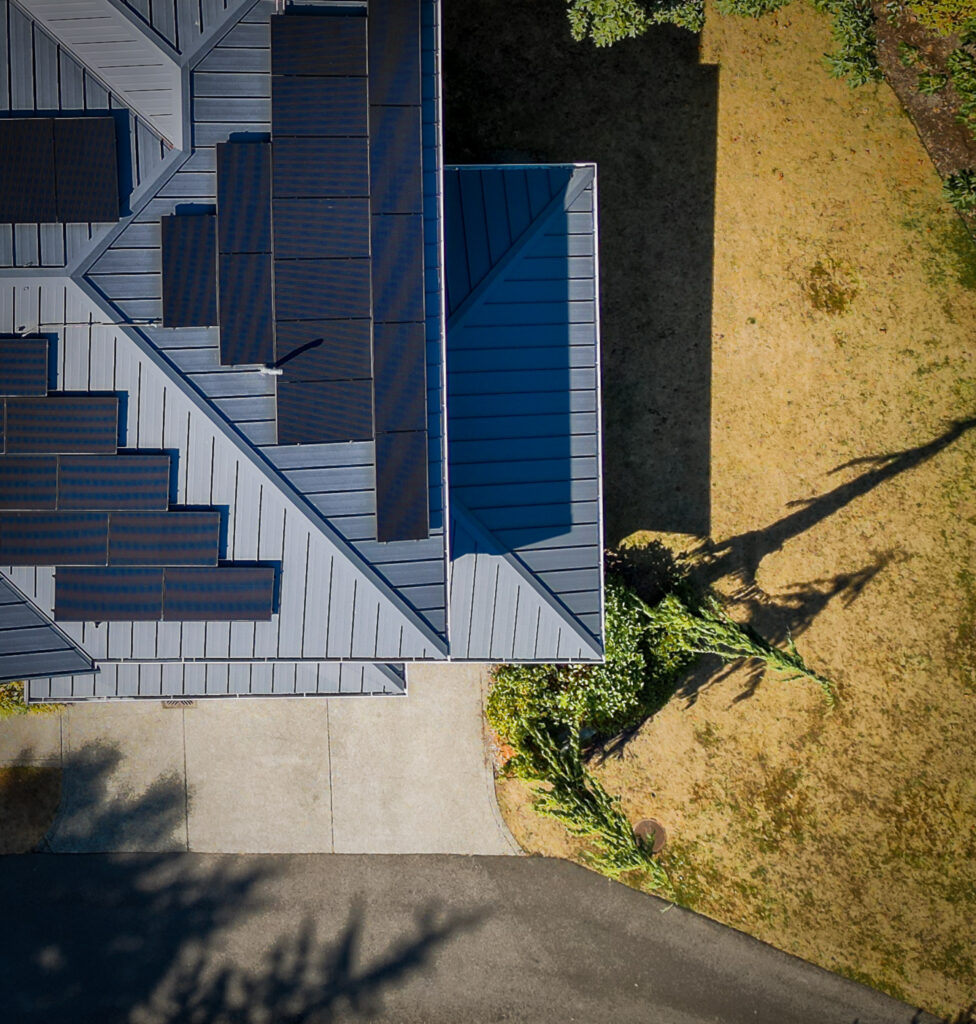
[451,498,603,661]
[69,276,449,657]
[446,164,595,334]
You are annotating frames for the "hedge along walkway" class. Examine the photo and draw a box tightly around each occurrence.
[477,1,976,1018]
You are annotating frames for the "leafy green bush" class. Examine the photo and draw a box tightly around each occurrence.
[948,48,976,134]
[567,0,704,46]
[811,0,884,86]
[906,0,976,35]
[943,168,976,209]
[918,69,950,92]
[0,682,58,719]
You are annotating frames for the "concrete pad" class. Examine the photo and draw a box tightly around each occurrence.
[329,664,518,854]
[48,702,187,853]
[0,711,62,766]
[184,700,334,853]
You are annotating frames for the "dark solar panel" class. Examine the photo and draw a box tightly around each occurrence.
[274,319,372,381]
[59,455,171,510]
[273,259,370,320]
[370,214,425,322]
[277,377,373,444]
[272,138,368,198]
[218,252,274,365]
[0,511,108,565]
[0,456,58,510]
[367,0,421,107]
[0,119,57,223]
[272,198,370,259]
[272,77,368,137]
[368,105,422,214]
[55,567,164,621]
[4,396,118,453]
[161,215,218,328]
[108,511,220,565]
[53,117,120,223]
[162,566,275,621]
[375,430,429,542]
[217,142,272,254]
[271,13,367,77]
[372,322,427,434]
[0,336,49,396]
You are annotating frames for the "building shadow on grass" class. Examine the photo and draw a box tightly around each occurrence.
[443,0,717,540]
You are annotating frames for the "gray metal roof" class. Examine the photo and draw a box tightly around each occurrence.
[445,165,604,662]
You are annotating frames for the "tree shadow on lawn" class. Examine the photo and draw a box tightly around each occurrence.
[443,0,718,540]
[0,741,487,1024]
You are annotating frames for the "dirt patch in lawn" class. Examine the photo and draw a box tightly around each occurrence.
[445,0,976,1016]
[0,766,61,853]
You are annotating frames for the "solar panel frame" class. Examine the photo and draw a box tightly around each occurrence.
[107,511,221,565]
[0,119,57,223]
[372,322,427,434]
[273,258,371,321]
[55,567,164,622]
[0,455,58,510]
[271,13,368,77]
[367,0,422,107]
[271,77,368,137]
[368,106,423,214]
[272,197,370,259]
[161,214,218,328]
[216,142,272,255]
[53,116,120,223]
[4,396,118,454]
[271,137,369,198]
[0,511,109,565]
[274,319,372,382]
[0,336,49,396]
[276,377,374,444]
[375,430,429,542]
[370,214,425,323]
[58,455,171,510]
[218,252,275,365]
[162,566,276,622]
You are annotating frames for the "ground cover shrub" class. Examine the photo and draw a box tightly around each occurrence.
[810,0,884,85]
[943,168,976,208]
[0,682,58,719]
[948,47,976,134]
[567,0,703,46]
[905,0,976,35]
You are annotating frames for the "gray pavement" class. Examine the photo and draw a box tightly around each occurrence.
[0,664,518,855]
[0,853,939,1024]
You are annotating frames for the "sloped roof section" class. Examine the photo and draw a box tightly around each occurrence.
[445,164,604,662]
[0,574,93,684]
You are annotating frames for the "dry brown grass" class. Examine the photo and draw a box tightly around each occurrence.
[0,766,61,854]
[492,2,976,1018]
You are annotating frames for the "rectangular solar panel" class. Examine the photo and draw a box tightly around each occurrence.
[372,322,427,434]
[370,214,425,322]
[161,215,218,327]
[272,138,368,198]
[368,106,423,214]
[0,119,57,223]
[53,117,120,223]
[272,198,370,259]
[0,336,49,396]
[218,252,274,365]
[0,456,58,510]
[276,378,373,444]
[271,77,368,137]
[375,430,429,542]
[108,511,220,565]
[162,566,275,621]
[274,319,372,381]
[367,0,421,106]
[273,259,371,320]
[59,455,171,510]
[55,567,164,622]
[217,142,272,254]
[0,511,108,565]
[271,13,367,77]
[4,396,118,453]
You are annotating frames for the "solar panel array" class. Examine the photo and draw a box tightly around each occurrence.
[156,7,430,541]
[0,117,120,224]
[0,335,274,622]
[161,214,217,328]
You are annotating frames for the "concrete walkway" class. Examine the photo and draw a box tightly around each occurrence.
[0,664,518,855]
